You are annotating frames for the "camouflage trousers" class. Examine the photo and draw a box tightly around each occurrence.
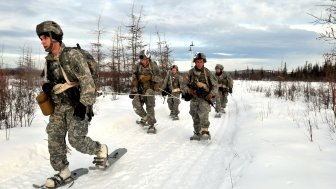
[189,97,211,132]
[215,91,228,112]
[167,93,180,116]
[46,104,100,171]
[132,89,156,126]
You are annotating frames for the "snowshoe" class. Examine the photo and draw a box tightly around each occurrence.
[136,117,148,127]
[215,113,221,118]
[190,131,201,141]
[147,125,157,134]
[172,115,179,120]
[89,148,127,171]
[43,167,72,188]
[33,168,89,189]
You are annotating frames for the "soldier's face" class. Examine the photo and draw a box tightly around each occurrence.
[171,68,177,74]
[140,58,149,67]
[195,59,204,69]
[39,35,52,51]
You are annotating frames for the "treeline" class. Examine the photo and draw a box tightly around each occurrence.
[232,61,336,82]
[0,47,41,139]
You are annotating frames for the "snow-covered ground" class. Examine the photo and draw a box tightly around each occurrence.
[1,80,336,189]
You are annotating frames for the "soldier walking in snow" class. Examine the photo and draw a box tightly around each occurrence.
[36,21,108,188]
[214,64,233,117]
[161,65,185,120]
[129,49,161,134]
[182,52,218,140]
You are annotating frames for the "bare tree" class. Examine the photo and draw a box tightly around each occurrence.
[91,14,107,89]
[311,0,336,120]
[154,30,173,77]
[310,0,336,42]
[125,3,145,66]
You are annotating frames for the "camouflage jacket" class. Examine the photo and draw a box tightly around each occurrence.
[161,72,184,94]
[132,60,160,93]
[216,72,233,89]
[185,66,218,97]
[45,43,96,106]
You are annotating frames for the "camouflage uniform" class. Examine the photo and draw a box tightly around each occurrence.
[215,72,233,112]
[45,43,101,171]
[185,67,218,133]
[161,71,184,117]
[131,59,160,127]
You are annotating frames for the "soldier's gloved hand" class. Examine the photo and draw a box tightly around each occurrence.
[162,90,168,96]
[205,92,215,101]
[73,102,86,120]
[229,88,232,93]
[129,87,137,99]
[87,105,94,122]
[42,82,54,95]
[129,92,136,99]
[182,92,192,101]
[196,88,207,96]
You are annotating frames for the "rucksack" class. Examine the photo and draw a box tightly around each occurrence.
[62,43,99,87]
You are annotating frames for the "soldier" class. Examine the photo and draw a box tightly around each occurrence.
[36,21,108,188]
[214,64,233,117]
[161,65,184,120]
[182,52,218,140]
[129,49,161,134]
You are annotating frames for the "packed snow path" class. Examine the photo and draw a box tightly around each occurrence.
[1,80,336,189]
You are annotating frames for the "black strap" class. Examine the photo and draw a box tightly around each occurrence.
[47,174,74,188]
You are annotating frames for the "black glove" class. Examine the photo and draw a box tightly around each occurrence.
[129,92,136,99]
[229,88,232,94]
[182,93,192,101]
[87,105,94,122]
[73,102,86,120]
[196,88,207,97]
[162,90,168,97]
[42,82,53,95]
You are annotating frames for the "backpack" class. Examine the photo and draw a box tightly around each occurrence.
[62,43,99,87]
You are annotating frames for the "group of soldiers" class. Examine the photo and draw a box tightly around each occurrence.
[130,50,233,140]
[36,20,233,188]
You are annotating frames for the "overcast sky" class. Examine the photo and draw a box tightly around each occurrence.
[0,0,332,71]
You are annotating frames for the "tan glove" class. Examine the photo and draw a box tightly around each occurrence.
[205,92,215,101]
[139,75,152,82]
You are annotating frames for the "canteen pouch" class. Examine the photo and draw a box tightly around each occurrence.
[36,91,54,116]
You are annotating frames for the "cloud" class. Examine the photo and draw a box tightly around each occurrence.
[0,0,331,71]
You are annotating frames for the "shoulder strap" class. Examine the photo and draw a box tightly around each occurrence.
[59,64,71,84]
[203,69,209,86]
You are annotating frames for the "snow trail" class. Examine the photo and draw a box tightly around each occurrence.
[2,81,336,189]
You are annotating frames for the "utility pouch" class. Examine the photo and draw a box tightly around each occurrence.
[36,91,54,116]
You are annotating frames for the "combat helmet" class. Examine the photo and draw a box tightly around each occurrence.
[36,21,63,41]
[215,64,224,70]
[170,65,179,71]
[139,49,151,59]
[193,52,207,63]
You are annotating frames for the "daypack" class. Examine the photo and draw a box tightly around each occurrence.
[62,43,99,87]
